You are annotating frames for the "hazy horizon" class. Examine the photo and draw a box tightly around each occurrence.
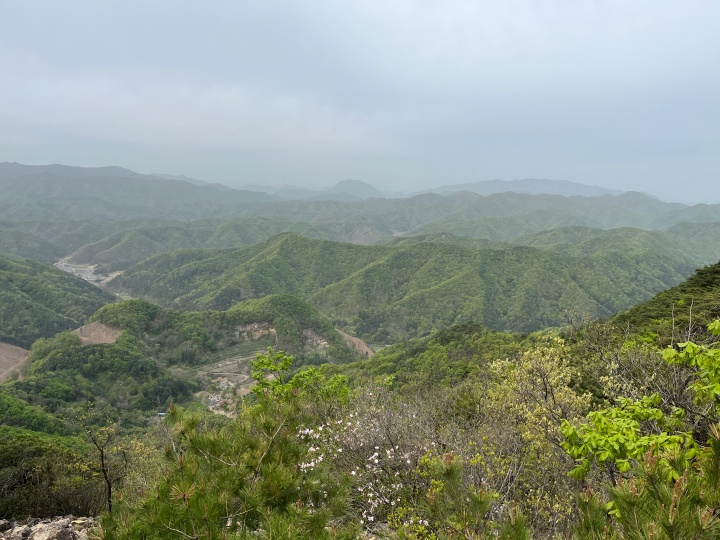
[1,1,718,204]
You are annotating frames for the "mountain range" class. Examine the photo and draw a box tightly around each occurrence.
[107,232,700,341]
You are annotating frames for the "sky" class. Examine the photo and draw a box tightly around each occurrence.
[0,1,718,203]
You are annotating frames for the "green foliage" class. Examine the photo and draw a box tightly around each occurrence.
[92,296,360,367]
[0,391,67,434]
[0,254,113,347]
[574,428,720,539]
[390,453,532,540]
[5,329,195,421]
[250,348,351,418]
[92,299,162,335]
[0,425,105,518]
[109,233,692,341]
[561,394,694,481]
[662,320,720,406]
[338,322,529,391]
[614,262,720,343]
[102,352,359,539]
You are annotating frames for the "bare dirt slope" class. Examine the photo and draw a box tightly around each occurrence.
[73,321,122,345]
[336,329,374,357]
[0,342,28,381]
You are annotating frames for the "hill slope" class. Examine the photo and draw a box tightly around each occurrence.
[418,178,624,197]
[613,260,720,338]
[91,296,364,367]
[0,163,275,222]
[108,233,697,341]
[0,255,114,348]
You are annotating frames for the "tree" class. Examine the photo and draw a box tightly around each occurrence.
[102,349,359,539]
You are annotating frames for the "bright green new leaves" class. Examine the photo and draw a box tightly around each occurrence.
[573,427,720,539]
[563,321,720,481]
[560,394,694,481]
[663,321,720,405]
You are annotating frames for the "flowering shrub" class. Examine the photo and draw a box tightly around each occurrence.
[299,386,435,529]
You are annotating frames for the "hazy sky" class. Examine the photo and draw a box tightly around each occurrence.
[1,1,718,202]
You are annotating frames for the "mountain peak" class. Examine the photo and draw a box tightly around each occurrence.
[327,179,385,199]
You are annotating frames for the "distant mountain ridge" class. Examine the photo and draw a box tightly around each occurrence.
[0,162,276,221]
[417,178,624,197]
[426,178,625,197]
[243,179,387,201]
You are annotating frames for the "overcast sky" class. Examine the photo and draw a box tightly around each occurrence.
[1,1,718,203]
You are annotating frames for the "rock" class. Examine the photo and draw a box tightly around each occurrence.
[27,522,77,540]
[3,524,30,540]
[0,517,95,540]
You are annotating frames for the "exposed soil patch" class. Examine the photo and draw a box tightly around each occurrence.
[196,356,253,386]
[73,321,122,346]
[0,342,28,381]
[336,329,375,357]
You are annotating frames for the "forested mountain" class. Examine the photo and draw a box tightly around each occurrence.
[4,163,720,536]
[91,296,363,367]
[108,233,698,341]
[4,219,173,254]
[613,260,720,338]
[416,178,624,197]
[0,215,393,269]
[240,179,386,201]
[511,223,720,266]
[0,255,114,347]
[0,227,64,263]
[2,164,720,242]
[334,322,531,391]
[2,166,720,278]
[0,162,275,221]
[251,191,719,238]
[66,217,359,271]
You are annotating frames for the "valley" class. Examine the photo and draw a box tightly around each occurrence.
[1,163,720,538]
[54,255,127,287]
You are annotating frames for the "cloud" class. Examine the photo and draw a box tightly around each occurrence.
[0,1,718,201]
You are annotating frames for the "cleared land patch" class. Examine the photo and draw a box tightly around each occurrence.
[73,321,122,345]
[336,329,374,357]
[0,342,28,381]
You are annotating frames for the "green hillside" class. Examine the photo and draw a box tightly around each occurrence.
[108,233,696,341]
[0,255,114,347]
[91,296,362,367]
[11,219,172,254]
[3,192,720,276]
[511,223,720,266]
[67,217,367,271]
[5,330,195,421]
[0,167,275,222]
[0,228,64,263]
[613,260,720,340]
[335,322,531,391]
[0,392,67,435]
[253,191,720,235]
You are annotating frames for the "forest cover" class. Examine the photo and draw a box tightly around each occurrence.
[2,175,720,537]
